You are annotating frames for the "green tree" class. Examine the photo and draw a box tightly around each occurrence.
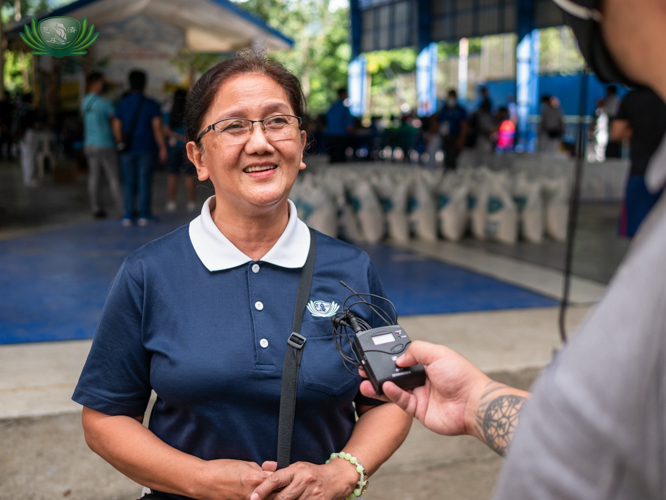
[232,0,350,115]
[1,0,59,93]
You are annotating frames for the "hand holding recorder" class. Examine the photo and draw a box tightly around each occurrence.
[359,341,530,455]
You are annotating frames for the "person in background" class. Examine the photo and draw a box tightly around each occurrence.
[588,98,608,163]
[0,91,15,161]
[396,114,418,163]
[113,70,167,227]
[17,93,43,187]
[325,88,354,163]
[82,72,124,219]
[479,86,493,112]
[163,88,197,213]
[432,89,468,170]
[611,88,666,237]
[495,107,515,153]
[604,84,622,158]
[539,95,564,154]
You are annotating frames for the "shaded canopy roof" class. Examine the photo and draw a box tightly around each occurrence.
[8,0,293,52]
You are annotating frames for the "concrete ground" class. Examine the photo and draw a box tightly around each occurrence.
[0,157,622,499]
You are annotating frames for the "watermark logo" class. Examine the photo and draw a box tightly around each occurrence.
[20,16,98,58]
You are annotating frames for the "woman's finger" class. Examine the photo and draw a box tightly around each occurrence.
[251,469,295,500]
[261,461,277,472]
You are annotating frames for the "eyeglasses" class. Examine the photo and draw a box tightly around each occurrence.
[197,114,303,145]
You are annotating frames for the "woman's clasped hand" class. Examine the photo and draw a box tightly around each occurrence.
[249,459,361,500]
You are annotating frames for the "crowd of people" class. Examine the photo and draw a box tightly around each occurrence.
[310,86,517,169]
[3,54,664,238]
[0,69,199,226]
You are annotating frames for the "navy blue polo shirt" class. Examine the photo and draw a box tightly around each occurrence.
[73,197,385,500]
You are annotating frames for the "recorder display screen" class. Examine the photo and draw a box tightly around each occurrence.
[372,333,395,345]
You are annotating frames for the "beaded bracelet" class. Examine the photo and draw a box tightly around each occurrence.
[325,452,368,500]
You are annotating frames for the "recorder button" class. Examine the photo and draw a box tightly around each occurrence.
[391,343,404,353]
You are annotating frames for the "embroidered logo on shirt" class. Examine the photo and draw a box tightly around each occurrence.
[307,300,340,318]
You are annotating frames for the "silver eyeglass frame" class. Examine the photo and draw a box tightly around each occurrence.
[196,114,303,144]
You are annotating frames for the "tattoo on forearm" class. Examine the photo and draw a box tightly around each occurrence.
[473,382,526,456]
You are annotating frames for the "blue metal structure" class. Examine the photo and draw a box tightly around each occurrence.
[349,0,575,147]
[352,0,564,54]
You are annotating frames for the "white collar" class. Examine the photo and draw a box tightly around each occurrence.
[646,136,666,194]
[189,196,311,271]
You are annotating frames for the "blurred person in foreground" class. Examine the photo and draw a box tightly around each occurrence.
[358,0,666,498]
[610,87,666,237]
[163,88,198,213]
[82,72,124,218]
[74,53,410,500]
[113,70,167,226]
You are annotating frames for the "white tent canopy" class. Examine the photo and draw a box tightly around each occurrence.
[9,0,293,52]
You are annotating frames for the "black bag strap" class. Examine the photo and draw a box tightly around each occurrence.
[277,227,317,469]
[126,95,146,139]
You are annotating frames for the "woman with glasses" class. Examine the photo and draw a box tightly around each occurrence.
[73,53,412,500]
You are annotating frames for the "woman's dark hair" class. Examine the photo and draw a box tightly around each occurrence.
[185,51,306,145]
[169,88,188,131]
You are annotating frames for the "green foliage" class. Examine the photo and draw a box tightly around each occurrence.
[2,0,48,23]
[539,26,584,75]
[3,50,31,93]
[232,0,350,115]
[364,47,417,117]
[2,0,55,93]
[170,48,228,85]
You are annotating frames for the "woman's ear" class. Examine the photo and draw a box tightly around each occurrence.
[299,130,307,171]
[186,141,209,181]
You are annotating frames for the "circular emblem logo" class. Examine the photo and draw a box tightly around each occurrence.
[38,17,80,50]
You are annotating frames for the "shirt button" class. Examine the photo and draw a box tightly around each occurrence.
[252,263,260,274]
[260,338,269,348]
[255,301,264,311]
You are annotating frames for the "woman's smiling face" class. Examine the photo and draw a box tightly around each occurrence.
[189,73,306,215]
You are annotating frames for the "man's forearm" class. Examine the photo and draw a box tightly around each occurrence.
[471,381,529,456]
